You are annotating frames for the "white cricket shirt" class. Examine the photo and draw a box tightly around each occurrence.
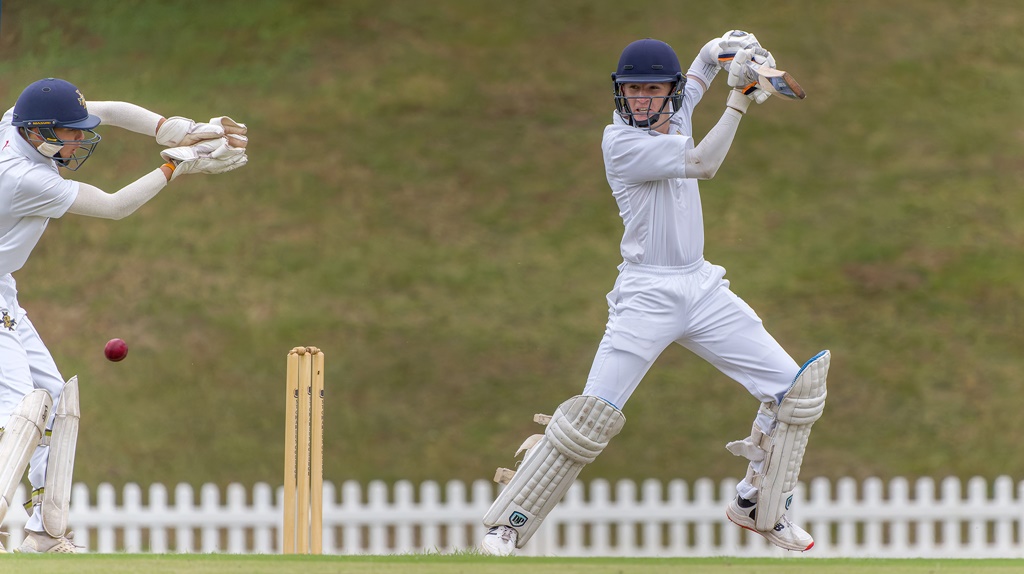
[601,78,708,267]
[0,108,79,276]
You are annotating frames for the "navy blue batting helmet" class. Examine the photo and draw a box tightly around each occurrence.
[611,39,686,129]
[12,78,101,170]
[13,78,100,130]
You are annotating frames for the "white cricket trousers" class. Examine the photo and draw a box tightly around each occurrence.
[0,273,67,533]
[581,260,800,500]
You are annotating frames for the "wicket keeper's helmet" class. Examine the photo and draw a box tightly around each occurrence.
[611,39,686,129]
[12,78,102,170]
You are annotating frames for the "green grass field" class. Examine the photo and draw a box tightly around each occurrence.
[2,0,1024,555]
[3,555,1024,574]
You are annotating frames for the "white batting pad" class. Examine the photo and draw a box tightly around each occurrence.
[0,390,52,527]
[42,376,80,537]
[727,350,829,531]
[483,395,625,547]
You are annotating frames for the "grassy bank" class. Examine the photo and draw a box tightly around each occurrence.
[1,0,1022,488]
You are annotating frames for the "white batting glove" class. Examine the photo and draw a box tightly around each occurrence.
[727,46,776,86]
[160,138,248,181]
[155,116,225,147]
[697,37,725,70]
[210,116,248,149]
[715,30,761,73]
[727,47,776,104]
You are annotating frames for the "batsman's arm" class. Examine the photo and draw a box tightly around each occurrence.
[682,90,749,180]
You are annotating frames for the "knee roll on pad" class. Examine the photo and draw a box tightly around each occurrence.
[483,395,625,547]
[727,350,829,531]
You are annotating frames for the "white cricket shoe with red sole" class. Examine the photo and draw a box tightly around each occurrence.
[726,496,814,552]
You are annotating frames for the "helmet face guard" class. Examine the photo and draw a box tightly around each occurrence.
[611,39,686,131]
[12,78,102,170]
[20,124,101,171]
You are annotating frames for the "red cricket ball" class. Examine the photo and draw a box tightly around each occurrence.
[104,338,128,362]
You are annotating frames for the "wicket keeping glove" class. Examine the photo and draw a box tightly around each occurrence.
[160,138,248,181]
[210,116,248,149]
[156,116,225,147]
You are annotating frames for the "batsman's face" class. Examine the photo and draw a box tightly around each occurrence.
[622,82,673,123]
[53,128,86,158]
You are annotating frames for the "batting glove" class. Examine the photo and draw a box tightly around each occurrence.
[155,116,225,147]
[160,138,248,181]
[727,47,776,104]
[715,30,762,72]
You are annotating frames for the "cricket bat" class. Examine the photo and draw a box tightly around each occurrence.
[749,63,806,100]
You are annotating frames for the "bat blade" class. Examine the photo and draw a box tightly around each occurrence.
[751,64,806,100]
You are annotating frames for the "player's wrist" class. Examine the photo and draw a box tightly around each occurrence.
[160,162,176,181]
[726,90,750,114]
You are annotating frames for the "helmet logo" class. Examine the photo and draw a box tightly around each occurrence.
[76,89,87,110]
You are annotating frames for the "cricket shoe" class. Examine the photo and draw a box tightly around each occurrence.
[15,530,81,553]
[480,525,518,556]
[726,496,814,552]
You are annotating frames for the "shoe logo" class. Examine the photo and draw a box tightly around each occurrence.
[774,522,786,532]
[509,511,528,527]
[785,494,793,510]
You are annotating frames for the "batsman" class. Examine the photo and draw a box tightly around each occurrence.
[481,31,828,555]
[0,78,247,553]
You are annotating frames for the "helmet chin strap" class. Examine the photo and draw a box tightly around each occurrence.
[631,98,673,130]
[633,114,658,129]
[38,141,70,167]
[38,141,63,157]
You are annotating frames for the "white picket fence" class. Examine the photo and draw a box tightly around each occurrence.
[4,475,1024,557]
